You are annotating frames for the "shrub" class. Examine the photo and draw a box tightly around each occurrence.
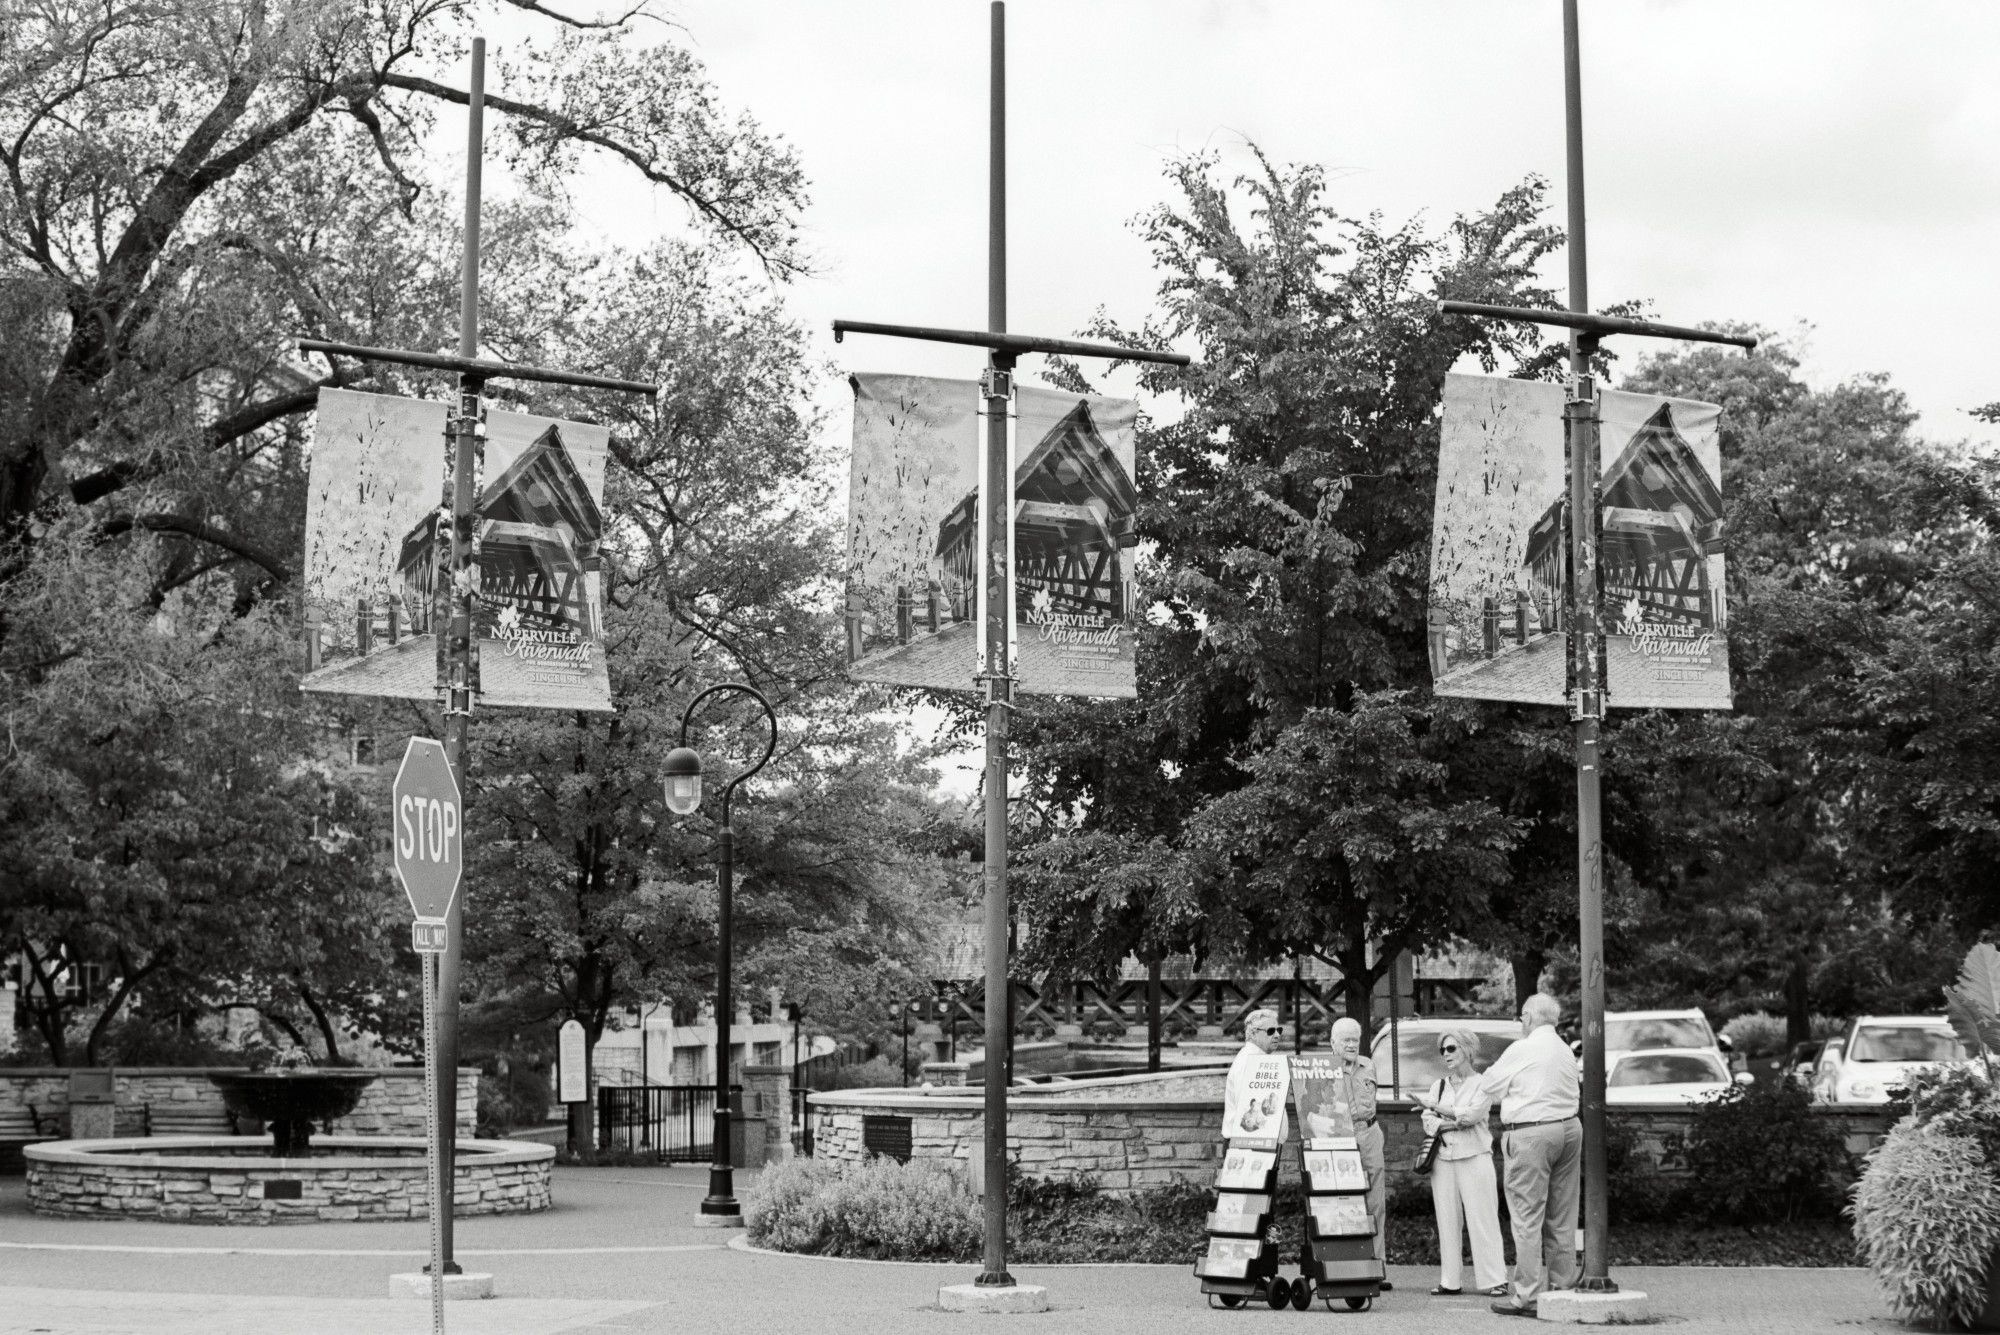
[816,1055,914,1090]
[1680,1078,1852,1222]
[1721,1010,1787,1060]
[1852,1123,2000,1329]
[746,1156,980,1260]
[1604,1120,1686,1224]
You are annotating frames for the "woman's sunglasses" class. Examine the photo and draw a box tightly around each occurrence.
[1439,1044,1460,1054]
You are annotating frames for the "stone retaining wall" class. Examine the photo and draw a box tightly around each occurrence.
[24,1136,550,1223]
[0,1068,478,1140]
[809,1072,1897,1197]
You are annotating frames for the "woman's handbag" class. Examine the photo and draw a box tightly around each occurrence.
[1413,1079,1445,1176]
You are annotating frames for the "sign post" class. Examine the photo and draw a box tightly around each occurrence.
[1437,0,1755,1314]
[832,3,1189,1311]
[301,35,657,1287]
[558,1019,588,1153]
[393,735,463,1324]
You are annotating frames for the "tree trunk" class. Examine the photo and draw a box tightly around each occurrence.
[1512,946,1548,1014]
[296,979,344,1063]
[1336,949,1377,1035]
[1784,954,1812,1048]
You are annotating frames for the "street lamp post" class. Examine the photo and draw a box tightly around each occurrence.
[663,682,778,1226]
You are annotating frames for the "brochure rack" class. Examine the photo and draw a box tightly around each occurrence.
[1193,1136,1297,1310]
[1299,1135,1383,1311]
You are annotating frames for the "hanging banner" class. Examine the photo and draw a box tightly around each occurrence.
[1428,373,1730,711]
[844,373,1141,698]
[300,388,613,711]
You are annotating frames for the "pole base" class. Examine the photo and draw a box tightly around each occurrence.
[939,1283,1048,1313]
[1538,1288,1650,1324]
[693,1204,745,1229]
[389,1271,494,1300]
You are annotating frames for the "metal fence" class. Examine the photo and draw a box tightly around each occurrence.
[793,1042,879,1090]
[597,1083,739,1162]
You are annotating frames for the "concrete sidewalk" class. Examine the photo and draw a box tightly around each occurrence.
[0,1166,1908,1333]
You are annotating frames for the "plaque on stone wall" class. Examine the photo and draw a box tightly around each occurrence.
[862,1114,913,1163]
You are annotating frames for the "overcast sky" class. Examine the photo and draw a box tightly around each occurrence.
[506,0,1999,793]
[547,0,2000,453]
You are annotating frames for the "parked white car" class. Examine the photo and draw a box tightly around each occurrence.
[1811,1016,1968,1104]
[1605,1008,1729,1060]
[1370,1016,1521,1098]
[1605,1048,1750,1106]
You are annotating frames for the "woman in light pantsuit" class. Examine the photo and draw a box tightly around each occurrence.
[1418,1027,1508,1296]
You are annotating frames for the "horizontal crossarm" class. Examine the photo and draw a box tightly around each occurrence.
[1439,301,1757,350]
[832,319,1191,367]
[298,339,661,396]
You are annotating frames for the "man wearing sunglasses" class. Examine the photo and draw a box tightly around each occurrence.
[1223,1008,1291,1140]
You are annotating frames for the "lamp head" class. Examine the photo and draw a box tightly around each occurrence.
[663,746,703,815]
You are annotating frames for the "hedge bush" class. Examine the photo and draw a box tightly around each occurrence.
[746,1156,980,1260]
[1852,1122,2000,1329]
[1681,1077,1853,1222]
[1720,1010,1787,1060]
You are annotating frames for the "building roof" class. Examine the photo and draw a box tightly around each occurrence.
[300,631,615,711]
[1433,628,1733,710]
[848,619,1135,698]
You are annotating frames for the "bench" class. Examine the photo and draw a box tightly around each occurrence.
[143,1104,240,1137]
[0,1105,56,1175]
[0,1105,54,1140]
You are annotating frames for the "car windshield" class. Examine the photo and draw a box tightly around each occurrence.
[1609,1054,1726,1087]
[1374,1029,1517,1094]
[1847,1026,1965,1063]
[1605,1017,1712,1051]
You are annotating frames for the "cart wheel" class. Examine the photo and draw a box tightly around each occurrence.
[1290,1278,1313,1311]
[1217,1293,1245,1309]
[1344,1296,1371,1311]
[1266,1280,1290,1310]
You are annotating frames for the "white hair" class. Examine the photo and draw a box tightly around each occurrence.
[1522,994,1562,1029]
[1330,1017,1362,1041]
[1244,1008,1280,1031]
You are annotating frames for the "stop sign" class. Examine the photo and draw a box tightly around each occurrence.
[393,737,463,920]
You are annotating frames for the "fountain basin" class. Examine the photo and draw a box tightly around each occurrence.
[207,1070,380,1156]
[24,1136,552,1223]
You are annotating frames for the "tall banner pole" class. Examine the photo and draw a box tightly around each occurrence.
[436,34,487,1274]
[1561,0,1614,1293]
[976,0,1016,1291]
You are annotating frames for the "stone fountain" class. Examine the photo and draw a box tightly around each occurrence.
[207,1068,380,1156]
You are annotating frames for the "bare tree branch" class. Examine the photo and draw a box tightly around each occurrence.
[380,73,794,276]
[97,511,292,586]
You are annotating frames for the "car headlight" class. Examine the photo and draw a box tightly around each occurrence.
[1845,1079,1880,1100]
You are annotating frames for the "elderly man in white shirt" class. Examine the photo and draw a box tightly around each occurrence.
[1468,992,1580,1318]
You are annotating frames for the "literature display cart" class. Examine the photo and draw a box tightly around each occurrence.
[1292,1056,1384,1312]
[1193,1136,1304,1310]
[1298,1138,1383,1309]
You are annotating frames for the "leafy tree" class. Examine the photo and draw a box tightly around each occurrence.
[1002,151,1611,1028]
[1599,336,2000,1039]
[0,553,394,1064]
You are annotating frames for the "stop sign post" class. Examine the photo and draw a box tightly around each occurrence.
[394,737,463,946]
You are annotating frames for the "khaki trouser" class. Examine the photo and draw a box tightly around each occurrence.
[1501,1118,1581,1304]
[1357,1121,1386,1262]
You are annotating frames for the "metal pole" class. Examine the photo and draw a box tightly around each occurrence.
[703,822,739,1217]
[1563,0,1613,1293]
[1146,959,1162,1073]
[423,950,444,1333]
[435,33,484,1274]
[975,0,1014,1291]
